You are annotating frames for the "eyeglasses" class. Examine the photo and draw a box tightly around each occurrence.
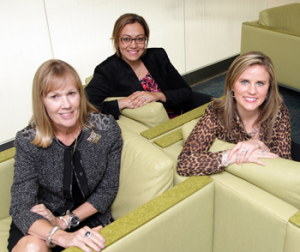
[119,36,147,45]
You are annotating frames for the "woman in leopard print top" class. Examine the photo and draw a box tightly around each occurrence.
[177,52,291,176]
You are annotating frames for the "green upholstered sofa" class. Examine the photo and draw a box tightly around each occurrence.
[64,131,300,252]
[241,3,300,91]
[2,100,300,252]
[77,108,300,252]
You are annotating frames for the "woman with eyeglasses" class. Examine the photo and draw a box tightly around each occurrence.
[85,13,212,119]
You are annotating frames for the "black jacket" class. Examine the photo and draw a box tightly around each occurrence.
[10,114,122,234]
[85,48,192,118]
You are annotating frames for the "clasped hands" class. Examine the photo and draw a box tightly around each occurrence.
[30,204,106,252]
[227,139,278,166]
[118,91,166,110]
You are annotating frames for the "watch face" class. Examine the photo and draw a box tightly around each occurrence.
[70,215,80,226]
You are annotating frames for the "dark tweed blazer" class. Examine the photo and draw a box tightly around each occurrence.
[10,113,123,235]
[85,48,192,118]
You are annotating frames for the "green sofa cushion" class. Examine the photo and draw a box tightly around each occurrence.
[0,217,12,252]
[259,3,300,35]
[0,158,14,220]
[105,97,169,128]
[110,126,174,220]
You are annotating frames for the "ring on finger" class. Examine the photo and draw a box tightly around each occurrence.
[261,150,265,154]
[241,149,247,153]
[49,213,52,218]
[84,231,92,239]
[142,96,147,100]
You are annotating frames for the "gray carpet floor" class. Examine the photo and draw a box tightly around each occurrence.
[192,72,300,144]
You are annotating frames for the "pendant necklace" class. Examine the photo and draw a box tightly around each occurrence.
[132,59,141,70]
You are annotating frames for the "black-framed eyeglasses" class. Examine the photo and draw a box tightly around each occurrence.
[119,36,147,45]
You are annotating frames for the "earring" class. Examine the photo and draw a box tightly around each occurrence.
[230,89,235,98]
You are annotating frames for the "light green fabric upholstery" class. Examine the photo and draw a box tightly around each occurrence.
[0,158,14,220]
[0,148,15,163]
[63,176,213,252]
[212,171,298,252]
[117,115,149,135]
[181,119,198,143]
[259,3,300,35]
[0,217,12,252]
[0,153,14,252]
[153,129,182,148]
[104,97,169,129]
[213,171,297,252]
[121,102,168,128]
[241,4,300,91]
[110,126,174,220]
[140,101,210,140]
[226,157,300,209]
[85,75,93,85]
[284,222,300,252]
[64,171,300,252]
[102,180,214,252]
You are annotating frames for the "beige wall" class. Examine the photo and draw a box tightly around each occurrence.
[0,0,297,143]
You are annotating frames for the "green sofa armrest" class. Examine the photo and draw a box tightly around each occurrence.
[63,176,213,252]
[140,101,211,140]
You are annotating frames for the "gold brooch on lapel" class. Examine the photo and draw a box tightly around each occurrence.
[87,131,102,144]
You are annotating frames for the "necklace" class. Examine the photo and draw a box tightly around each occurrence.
[132,59,141,70]
[244,125,260,137]
[137,62,141,79]
[131,60,141,79]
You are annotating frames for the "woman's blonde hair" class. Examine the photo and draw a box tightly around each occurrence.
[111,13,150,57]
[214,51,282,141]
[30,59,98,148]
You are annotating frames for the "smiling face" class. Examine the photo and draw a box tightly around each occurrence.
[233,64,270,116]
[43,76,80,133]
[118,22,145,65]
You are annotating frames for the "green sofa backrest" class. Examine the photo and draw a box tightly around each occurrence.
[259,3,300,35]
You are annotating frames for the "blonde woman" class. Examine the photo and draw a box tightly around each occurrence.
[177,51,291,176]
[8,60,122,252]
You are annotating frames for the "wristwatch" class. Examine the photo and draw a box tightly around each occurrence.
[66,210,80,228]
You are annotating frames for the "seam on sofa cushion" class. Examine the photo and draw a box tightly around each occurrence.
[211,172,298,222]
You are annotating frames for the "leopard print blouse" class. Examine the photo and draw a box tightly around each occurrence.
[177,101,291,176]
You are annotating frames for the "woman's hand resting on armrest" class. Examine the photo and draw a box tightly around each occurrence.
[118,91,166,109]
[226,147,278,166]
